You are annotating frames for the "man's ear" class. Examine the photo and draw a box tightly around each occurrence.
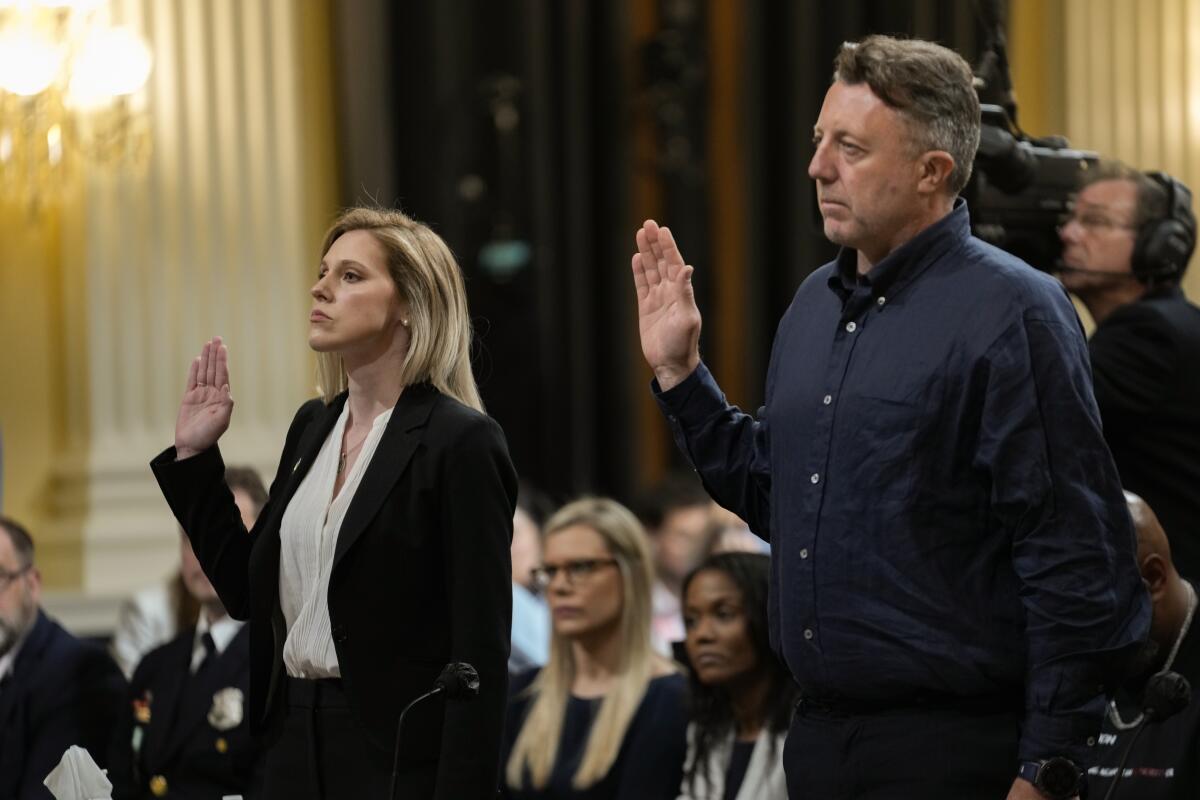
[916,150,956,196]
[26,566,42,604]
[1141,553,1169,602]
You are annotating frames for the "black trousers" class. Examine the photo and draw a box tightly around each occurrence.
[260,678,436,800]
[783,698,1021,800]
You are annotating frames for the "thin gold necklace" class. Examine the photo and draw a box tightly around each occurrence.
[337,426,370,475]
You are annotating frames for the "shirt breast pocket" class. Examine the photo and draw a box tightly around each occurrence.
[840,393,927,503]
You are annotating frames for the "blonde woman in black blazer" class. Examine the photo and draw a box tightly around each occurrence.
[151,207,517,799]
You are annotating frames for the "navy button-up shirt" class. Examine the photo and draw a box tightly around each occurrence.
[655,201,1150,764]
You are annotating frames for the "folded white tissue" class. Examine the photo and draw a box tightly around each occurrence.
[43,745,112,800]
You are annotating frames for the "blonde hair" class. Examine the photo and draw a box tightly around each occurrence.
[505,497,660,790]
[314,207,483,412]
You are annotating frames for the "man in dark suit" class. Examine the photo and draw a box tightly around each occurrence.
[110,468,267,800]
[0,516,126,799]
[1059,163,1200,579]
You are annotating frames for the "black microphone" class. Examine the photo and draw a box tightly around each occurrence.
[388,662,480,800]
[1141,670,1190,721]
[1100,670,1191,800]
[434,661,481,700]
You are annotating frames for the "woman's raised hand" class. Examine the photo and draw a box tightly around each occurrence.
[174,337,234,459]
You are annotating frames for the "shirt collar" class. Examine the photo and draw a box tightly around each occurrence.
[828,198,972,302]
[0,626,31,683]
[195,611,244,656]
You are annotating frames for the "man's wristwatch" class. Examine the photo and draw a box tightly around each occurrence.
[1018,757,1084,799]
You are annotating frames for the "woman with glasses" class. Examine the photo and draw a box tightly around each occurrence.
[677,552,795,800]
[502,497,688,799]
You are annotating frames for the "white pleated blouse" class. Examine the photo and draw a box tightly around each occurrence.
[278,402,394,678]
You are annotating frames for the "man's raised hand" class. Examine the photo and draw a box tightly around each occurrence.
[632,220,702,391]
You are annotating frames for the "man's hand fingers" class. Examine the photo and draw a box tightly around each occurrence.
[643,219,666,266]
[632,253,651,300]
[636,227,662,288]
[658,226,687,282]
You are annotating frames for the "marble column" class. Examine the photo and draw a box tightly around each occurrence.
[48,0,325,594]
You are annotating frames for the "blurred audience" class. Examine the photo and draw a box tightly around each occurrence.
[698,507,768,561]
[0,515,126,799]
[502,497,687,799]
[110,467,267,678]
[1058,163,1200,579]
[109,467,267,800]
[1087,492,1199,799]
[678,553,793,800]
[511,484,552,674]
[636,473,715,653]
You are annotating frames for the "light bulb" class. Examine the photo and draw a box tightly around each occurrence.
[66,24,152,107]
[0,29,64,95]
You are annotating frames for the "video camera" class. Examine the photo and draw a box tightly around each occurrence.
[964,1,1098,273]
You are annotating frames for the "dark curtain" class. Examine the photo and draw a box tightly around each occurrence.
[329,0,994,506]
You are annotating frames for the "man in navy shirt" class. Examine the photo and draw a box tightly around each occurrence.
[630,35,1149,800]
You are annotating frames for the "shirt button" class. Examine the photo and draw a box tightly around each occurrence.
[877,296,886,306]
[1087,736,1096,746]
[803,628,814,640]
[810,473,820,484]
[822,394,832,405]
[845,321,857,332]
[800,548,809,559]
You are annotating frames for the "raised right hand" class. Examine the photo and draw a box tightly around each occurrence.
[632,220,702,391]
[174,337,234,459]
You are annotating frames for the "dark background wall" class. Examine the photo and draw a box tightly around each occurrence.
[330,0,991,506]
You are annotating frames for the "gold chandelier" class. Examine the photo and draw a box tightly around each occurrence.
[0,0,152,205]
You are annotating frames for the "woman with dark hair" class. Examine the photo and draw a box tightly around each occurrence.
[678,553,795,800]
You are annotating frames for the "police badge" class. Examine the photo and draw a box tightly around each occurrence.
[207,687,244,731]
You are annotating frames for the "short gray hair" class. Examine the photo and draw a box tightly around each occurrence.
[833,35,981,194]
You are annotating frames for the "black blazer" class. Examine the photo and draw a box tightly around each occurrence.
[150,383,517,799]
[0,611,127,800]
[1090,287,1200,578]
[109,623,261,800]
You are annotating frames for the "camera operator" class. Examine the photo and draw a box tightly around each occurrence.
[1058,162,1200,580]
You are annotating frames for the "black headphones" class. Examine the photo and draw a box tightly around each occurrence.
[1131,171,1197,285]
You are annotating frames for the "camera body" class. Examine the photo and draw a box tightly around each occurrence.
[965,104,1098,273]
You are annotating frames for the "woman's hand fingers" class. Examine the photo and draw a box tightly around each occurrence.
[186,355,200,392]
[205,338,219,387]
[215,339,231,393]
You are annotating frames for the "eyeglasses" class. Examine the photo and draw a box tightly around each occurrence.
[530,558,619,592]
[0,564,31,592]
[1058,210,1139,235]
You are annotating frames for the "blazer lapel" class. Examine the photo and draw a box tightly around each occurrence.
[332,383,437,569]
[262,395,346,537]
[141,635,193,770]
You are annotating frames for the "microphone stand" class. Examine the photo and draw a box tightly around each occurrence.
[387,662,478,800]
[389,686,444,800]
